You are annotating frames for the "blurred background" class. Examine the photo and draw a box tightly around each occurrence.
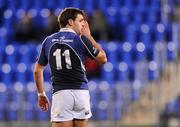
[0,0,180,127]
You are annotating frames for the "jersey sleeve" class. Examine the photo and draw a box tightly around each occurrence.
[36,39,48,66]
[79,35,100,59]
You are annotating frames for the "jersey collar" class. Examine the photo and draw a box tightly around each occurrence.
[60,28,77,34]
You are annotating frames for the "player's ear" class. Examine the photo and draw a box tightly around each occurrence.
[68,19,74,26]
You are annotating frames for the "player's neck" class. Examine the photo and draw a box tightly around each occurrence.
[60,27,77,34]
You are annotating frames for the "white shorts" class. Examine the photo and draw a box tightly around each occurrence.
[51,90,92,122]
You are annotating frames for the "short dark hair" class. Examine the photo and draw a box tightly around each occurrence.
[58,7,85,28]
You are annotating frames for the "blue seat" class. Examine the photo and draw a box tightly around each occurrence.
[148,60,159,81]
[0,38,7,51]
[1,71,12,85]
[16,71,26,83]
[56,0,68,8]
[88,80,98,110]
[133,12,143,26]
[117,11,129,27]
[100,42,115,83]
[0,108,5,121]
[121,44,133,63]
[130,80,142,101]
[0,83,8,104]
[19,0,31,10]
[11,83,24,103]
[128,64,135,81]
[125,25,137,46]
[16,44,31,64]
[83,0,94,14]
[101,62,115,84]
[106,42,118,69]
[167,42,176,61]
[4,45,17,67]
[13,62,27,83]
[105,8,117,26]
[116,61,129,81]
[44,0,54,9]
[164,23,173,42]
[137,0,147,7]
[133,42,147,61]
[0,0,6,8]
[26,90,37,103]
[124,0,133,9]
[0,83,8,121]
[8,0,17,12]
[111,0,120,7]
[7,102,18,121]
[35,107,50,121]
[155,31,164,42]
[26,68,34,82]
[26,43,38,63]
[113,103,122,120]
[95,81,111,120]
[71,0,81,8]
[24,102,36,120]
[25,82,37,102]
[140,30,152,51]
[96,100,109,120]
[97,81,111,101]
[147,10,160,24]
[150,0,161,9]
[33,0,43,10]
[97,0,107,13]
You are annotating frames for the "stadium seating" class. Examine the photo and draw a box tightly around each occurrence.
[0,0,176,121]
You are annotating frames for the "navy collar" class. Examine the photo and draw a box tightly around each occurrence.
[60,28,77,34]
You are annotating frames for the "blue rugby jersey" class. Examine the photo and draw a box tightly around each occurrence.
[37,28,99,93]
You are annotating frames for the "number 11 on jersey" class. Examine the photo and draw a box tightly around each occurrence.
[53,49,72,70]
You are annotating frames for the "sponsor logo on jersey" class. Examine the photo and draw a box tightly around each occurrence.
[52,37,73,43]
[62,39,73,42]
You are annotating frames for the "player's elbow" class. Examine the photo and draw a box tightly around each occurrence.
[33,68,40,78]
[96,53,107,64]
[100,56,107,64]
[33,69,39,75]
[33,63,44,76]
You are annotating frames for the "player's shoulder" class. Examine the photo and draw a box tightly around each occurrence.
[74,35,90,43]
[42,32,60,45]
[43,31,81,46]
[47,32,60,40]
[79,35,89,42]
[79,35,92,46]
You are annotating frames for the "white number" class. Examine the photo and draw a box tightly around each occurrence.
[64,50,72,69]
[53,49,62,70]
[53,49,72,70]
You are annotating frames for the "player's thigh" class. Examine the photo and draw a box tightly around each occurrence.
[73,90,92,119]
[51,90,74,122]
[73,119,88,127]
[52,121,73,127]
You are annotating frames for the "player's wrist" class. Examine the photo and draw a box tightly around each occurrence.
[37,91,46,97]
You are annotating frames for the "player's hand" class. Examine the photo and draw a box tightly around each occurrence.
[81,20,91,37]
[38,94,50,111]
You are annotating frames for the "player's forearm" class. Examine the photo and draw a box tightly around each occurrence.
[86,35,107,64]
[34,71,45,94]
[86,35,106,55]
[33,63,45,94]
